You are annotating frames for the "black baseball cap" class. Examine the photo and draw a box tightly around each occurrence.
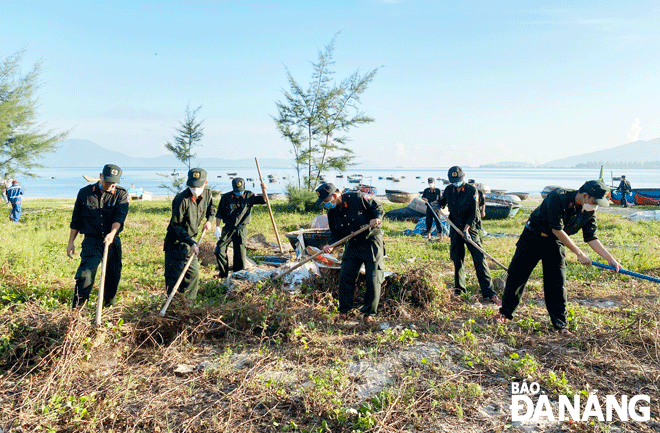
[232,177,245,193]
[314,183,338,208]
[102,164,122,183]
[186,168,207,187]
[580,180,610,207]
[448,166,464,182]
[427,177,435,183]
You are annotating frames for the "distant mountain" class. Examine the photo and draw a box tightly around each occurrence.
[39,139,379,170]
[480,161,535,168]
[542,138,660,168]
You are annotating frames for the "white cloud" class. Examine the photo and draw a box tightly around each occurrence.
[627,118,642,142]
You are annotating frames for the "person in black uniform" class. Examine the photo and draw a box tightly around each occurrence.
[214,177,267,278]
[164,168,214,306]
[438,166,501,306]
[421,177,443,240]
[617,175,632,207]
[317,183,384,323]
[67,164,129,308]
[495,180,621,336]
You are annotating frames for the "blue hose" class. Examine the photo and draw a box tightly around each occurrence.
[591,261,660,284]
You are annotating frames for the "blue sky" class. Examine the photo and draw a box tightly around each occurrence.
[3,0,659,167]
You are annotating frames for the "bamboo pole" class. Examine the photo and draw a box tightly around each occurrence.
[255,158,284,253]
[95,240,110,326]
[426,202,509,272]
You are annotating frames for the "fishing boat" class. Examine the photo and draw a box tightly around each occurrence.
[610,188,660,206]
[82,175,100,183]
[336,174,344,178]
[347,174,363,183]
[485,192,521,204]
[385,189,418,204]
[541,185,563,199]
[490,189,507,195]
[484,198,521,220]
[508,192,529,201]
[227,172,237,176]
[392,177,402,182]
[284,228,333,250]
[385,175,394,180]
[356,184,377,195]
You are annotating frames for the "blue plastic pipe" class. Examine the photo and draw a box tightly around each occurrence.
[591,261,660,284]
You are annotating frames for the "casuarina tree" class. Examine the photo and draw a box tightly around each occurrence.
[158,104,204,195]
[0,50,68,176]
[274,33,379,190]
[165,104,204,171]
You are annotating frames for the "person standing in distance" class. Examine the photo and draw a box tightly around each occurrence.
[318,183,385,323]
[7,180,24,223]
[213,177,267,279]
[421,177,443,240]
[67,164,129,308]
[438,166,501,306]
[617,175,632,207]
[164,168,214,306]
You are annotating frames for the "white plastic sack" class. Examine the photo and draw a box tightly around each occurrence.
[629,210,660,221]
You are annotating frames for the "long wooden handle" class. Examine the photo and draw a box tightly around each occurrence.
[159,228,207,316]
[255,158,284,253]
[95,240,111,326]
[426,202,509,272]
[273,225,371,281]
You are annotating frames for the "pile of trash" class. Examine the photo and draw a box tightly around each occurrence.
[384,197,429,222]
[402,217,449,237]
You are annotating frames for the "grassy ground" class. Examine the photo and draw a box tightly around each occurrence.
[0,198,659,432]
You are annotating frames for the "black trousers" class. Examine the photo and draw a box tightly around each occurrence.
[338,239,384,316]
[449,227,495,298]
[499,228,568,329]
[425,205,442,235]
[214,225,248,278]
[72,236,122,308]
[164,241,200,304]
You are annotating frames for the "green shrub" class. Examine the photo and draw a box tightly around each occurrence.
[285,184,318,212]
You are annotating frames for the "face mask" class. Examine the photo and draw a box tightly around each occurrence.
[452,181,464,188]
[233,190,244,197]
[322,201,336,210]
[190,186,204,197]
[428,183,435,188]
[582,203,598,212]
[101,182,116,193]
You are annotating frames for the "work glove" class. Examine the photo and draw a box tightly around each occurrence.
[463,230,472,242]
[214,226,222,240]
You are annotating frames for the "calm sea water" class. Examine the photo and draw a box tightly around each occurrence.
[17,166,660,199]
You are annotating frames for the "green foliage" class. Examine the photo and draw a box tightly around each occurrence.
[274,33,379,190]
[164,104,204,171]
[285,184,319,212]
[0,49,68,176]
[159,104,204,194]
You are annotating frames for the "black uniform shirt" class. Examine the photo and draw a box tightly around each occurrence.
[70,183,129,237]
[421,187,441,204]
[327,191,383,244]
[215,190,266,228]
[438,183,478,229]
[165,188,214,246]
[526,189,598,242]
